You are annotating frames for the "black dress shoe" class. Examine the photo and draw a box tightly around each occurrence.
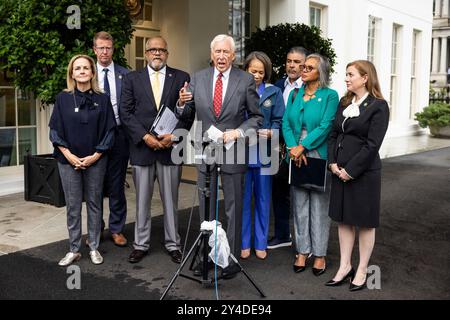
[325,268,355,286]
[167,249,182,264]
[349,276,367,291]
[312,257,326,276]
[128,249,148,263]
[293,265,306,273]
[221,263,241,280]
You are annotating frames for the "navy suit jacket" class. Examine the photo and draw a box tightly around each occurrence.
[113,63,130,107]
[120,66,191,165]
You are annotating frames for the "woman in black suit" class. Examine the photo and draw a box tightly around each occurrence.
[325,60,389,291]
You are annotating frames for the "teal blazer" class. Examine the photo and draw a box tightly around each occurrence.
[282,86,339,159]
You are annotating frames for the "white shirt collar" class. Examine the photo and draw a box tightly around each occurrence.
[284,77,302,88]
[148,65,166,76]
[97,62,114,73]
[214,67,231,80]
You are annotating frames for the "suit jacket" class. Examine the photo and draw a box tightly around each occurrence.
[120,66,191,165]
[327,95,390,179]
[179,66,263,174]
[283,86,339,160]
[113,63,130,107]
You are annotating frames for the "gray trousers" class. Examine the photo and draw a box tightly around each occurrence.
[58,156,107,253]
[132,163,182,252]
[291,173,331,257]
[198,168,244,257]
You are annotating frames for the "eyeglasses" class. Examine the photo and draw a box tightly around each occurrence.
[95,46,113,52]
[146,48,168,54]
[303,65,316,73]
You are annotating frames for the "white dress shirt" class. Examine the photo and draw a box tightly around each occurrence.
[147,65,166,99]
[213,67,231,103]
[282,77,303,105]
[97,62,119,125]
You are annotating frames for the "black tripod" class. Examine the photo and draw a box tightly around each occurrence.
[160,159,265,300]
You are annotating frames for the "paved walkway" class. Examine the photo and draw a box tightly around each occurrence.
[0,132,449,256]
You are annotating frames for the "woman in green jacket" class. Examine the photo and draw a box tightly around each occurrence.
[282,53,338,275]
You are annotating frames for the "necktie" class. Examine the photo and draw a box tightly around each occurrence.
[103,68,110,96]
[213,73,223,117]
[151,71,161,109]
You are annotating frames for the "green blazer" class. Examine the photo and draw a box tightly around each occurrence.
[282,86,339,159]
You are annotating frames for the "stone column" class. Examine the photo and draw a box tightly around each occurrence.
[440,37,448,73]
[443,0,449,17]
[432,37,440,73]
[436,0,442,17]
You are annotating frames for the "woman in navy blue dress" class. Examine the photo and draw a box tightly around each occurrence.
[49,54,116,266]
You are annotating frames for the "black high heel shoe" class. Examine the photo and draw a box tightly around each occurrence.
[349,274,367,291]
[312,257,326,276]
[325,268,355,286]
[293,254,309,273]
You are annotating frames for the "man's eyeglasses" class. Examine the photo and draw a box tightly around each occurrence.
[303,65,316,73]
[95,46,113,52]
[146,48,168,54]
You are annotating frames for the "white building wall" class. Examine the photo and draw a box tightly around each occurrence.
[265,0,432,137]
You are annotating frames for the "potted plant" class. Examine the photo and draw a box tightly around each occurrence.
[415,103,450,138]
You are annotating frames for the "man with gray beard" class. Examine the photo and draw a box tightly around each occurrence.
[120,36,193,264]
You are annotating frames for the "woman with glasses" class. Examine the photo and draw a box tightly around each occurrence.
[49,54,116,266]
[241,51,285,260]
[282,53,338,275]
[325,60,389,291]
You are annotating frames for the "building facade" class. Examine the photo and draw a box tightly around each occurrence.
[431,0,450,87]
[0,0,433,195]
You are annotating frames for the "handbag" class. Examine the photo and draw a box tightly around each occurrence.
[288,158,327,192]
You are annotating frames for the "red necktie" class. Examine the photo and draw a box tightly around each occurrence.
[213,73,223,117]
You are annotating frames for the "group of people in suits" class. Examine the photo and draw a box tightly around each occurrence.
[50,30,389,289]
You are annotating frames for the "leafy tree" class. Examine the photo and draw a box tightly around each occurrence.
[0,0,134,105]
[246,23,336,82]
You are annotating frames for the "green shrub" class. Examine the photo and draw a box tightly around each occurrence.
[415,103,450,128]
[245,23,336,82]
[0,0,134,105]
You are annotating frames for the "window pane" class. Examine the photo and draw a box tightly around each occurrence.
[17,89,36,126]
[316,9,321,27]
[0,128,17,167]
[310,7,315,25]
[135,59,145,70]
[0,88,16,127]
[18,127,37,165]
[136,37,144,57]
[144,3,152,21]
[0,69,14,86]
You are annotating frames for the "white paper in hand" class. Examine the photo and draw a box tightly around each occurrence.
[206,125,235,150]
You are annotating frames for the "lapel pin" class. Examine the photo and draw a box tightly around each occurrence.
[169,73,173,77]
[118,75,122,80]
[94,102,99,107]
[318,98,322,102]
[364,102,368,106]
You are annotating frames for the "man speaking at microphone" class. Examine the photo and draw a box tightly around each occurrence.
[177,34,262,279]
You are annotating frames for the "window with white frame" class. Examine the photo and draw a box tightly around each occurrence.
[390,24,401,120]
[410,30,420,119]
[367,16,379,63]
[228,0,250,65]
[0,69,37,168]
[310,5,322,29]
[135,0,153,22]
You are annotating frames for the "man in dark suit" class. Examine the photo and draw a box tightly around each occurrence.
[177,34,263,279]
[93,31,130,247]
[269,46,308,250]
[120,36,192,264]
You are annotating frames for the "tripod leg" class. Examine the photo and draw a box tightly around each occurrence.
[229,254,266,298]
[160,232,203,300]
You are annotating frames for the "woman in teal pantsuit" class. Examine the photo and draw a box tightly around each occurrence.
[283,54,338,275]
